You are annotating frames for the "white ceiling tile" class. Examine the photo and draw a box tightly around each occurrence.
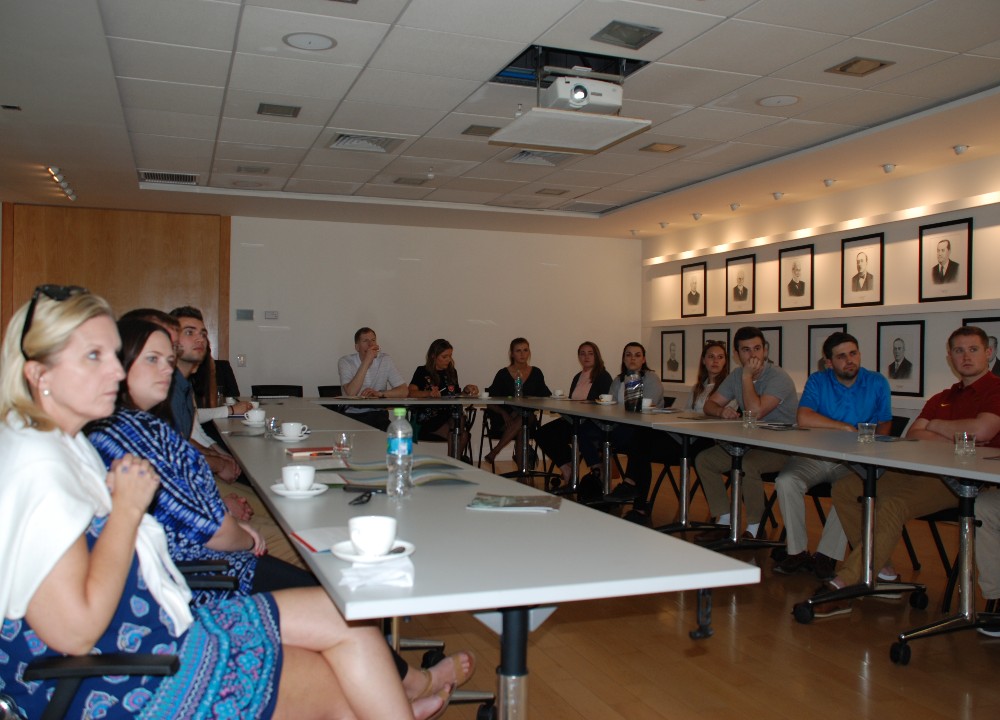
[660,19,845,76]
[487,192,568,209]
[463,159,562,182]
[423,188,505,205]
[971,38,1000,59]
[736,0,927,36]
[438,177,523,194]
[223,90,339,125]
[116,77,224,115]
[573,187,655,205]
[541,168,630,189]
[380,155,479,179]
[215,142,308,164]
[209,173,288,191]
[797,90,936,126]
[218,117,323,147]
[331,101,450,136]
[773,38,952,89]
[123,107,218,140]
[860,0,1000,53]
[131,135,214,172]
[292,165,378,184]
[283,178,363,195]
[401,137,505,163]
[424,113,510,140]
[537,0,726,63]
[640,0,757,14]
[229,53,362,98]
[301,147,398,171]
[871,55,1000,100]
[508,181,590,200]
[347,69,481,111]
[568,149,679,174]
[369,27,523,81]
[99,0,239,50]
[108,38,230,86]
[606,132,716,158]
[237,6,390,66]
[245,0,410,24]
[454,83,536,118]
[708,77,860,118]
[356,183,436,200]
[397,0,583,42]
[609,160,720,192]
[686,141,787,167]
[213,159,297,178]
[619,100,690,126]
[650,108,780,141]
[625,64,757,107]
[738,118,857,148]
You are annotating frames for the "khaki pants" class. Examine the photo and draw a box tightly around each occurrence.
[695,444,789,526]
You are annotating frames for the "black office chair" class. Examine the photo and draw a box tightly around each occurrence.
[251,384,303,398]
[215,360,240,398]
[317,384,342,397]
[412,406,477,464]
[477,409,544,476]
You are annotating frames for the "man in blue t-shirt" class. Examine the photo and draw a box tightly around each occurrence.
[773,332,892,579]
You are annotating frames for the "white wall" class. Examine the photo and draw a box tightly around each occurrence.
[642,157,1000,413]
[229,218,641,397]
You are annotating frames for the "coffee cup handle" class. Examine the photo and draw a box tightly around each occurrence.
[301,425,310,436]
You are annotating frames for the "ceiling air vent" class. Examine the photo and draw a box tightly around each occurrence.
[138,170,198,185]
[394,177,428,186]
[329,133,404,154]
[506,150,574,167]
[236,165,271,174]
[825,57,894,77]
[461,124,501,137]
[257,103,301,118]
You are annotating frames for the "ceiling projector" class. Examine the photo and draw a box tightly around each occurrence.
[540,77,623,114]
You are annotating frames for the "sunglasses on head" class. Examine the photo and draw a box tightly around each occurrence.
[20,284,89,359]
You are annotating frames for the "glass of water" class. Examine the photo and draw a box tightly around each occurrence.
[335,432,354,459]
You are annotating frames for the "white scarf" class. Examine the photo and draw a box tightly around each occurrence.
[0,420,193,636]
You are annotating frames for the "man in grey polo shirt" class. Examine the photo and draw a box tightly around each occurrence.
[695,326,798,541]
[337,326,409,430]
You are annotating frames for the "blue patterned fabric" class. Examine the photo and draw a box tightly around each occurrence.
[0,517,282,719]
[88,409,256,605]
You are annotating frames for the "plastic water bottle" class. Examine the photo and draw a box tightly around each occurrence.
[386,407,413,498]
[514,370,523,398]
[624,371,643,413]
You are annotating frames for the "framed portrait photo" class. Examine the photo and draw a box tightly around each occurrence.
[759,326,783,367]
[726,254,755,315]
[841,233,884,308]
[779,244,814,311]
[877,320,924,397]
[807,323,847,375]
[681,262,707,318]
[702,328,731,360]
[919,217,972,302]
[661,330,685,384]
[962,317,1000,378]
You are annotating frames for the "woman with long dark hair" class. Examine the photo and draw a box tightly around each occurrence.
[483,337,551,468]
[408,339,478,457]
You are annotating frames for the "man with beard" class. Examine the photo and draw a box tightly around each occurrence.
[772,332,892,580]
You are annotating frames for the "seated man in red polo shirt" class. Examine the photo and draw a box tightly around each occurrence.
[811,325,1000,617]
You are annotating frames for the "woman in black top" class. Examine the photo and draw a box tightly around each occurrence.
[535,341,612,483]
[483,337,550,467]
[408,339,478,457]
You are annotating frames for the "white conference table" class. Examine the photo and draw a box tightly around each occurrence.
[217,404,760,717]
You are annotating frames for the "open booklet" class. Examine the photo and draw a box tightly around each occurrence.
[466,492,561,512]
[328,467,474,488]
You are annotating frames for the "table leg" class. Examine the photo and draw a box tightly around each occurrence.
[658,434,716,535]
[498,607,529,719]
[448,404,463,459]
[703,444,784,552]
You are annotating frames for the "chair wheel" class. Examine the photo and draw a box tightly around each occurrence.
[770,547,788,562]
[421,648,446,668]
[792,602,814,624]
[890,641,911,665]
[476,701,497,720]
[909,590,929,610]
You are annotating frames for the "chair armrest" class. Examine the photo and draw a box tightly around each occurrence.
[175,559,239,591]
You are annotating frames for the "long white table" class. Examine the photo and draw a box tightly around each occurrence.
[217,402,760,717]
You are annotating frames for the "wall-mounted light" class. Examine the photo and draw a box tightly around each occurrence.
[882,163,895,174]
[823,178,836,187]
[772,191,784,200]
[46,165,76,201]
[659,221,668,229]
[692,212,702,221]
[630,229,638,237]
[730,202,740,211]
[953,144,968,155]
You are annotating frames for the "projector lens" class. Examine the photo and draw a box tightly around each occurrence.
[571,84,589,102]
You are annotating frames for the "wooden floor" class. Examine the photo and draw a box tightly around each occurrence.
[401,459,1000,720]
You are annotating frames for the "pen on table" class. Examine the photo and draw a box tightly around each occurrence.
[308,451,335,457]
[343,485,386,493]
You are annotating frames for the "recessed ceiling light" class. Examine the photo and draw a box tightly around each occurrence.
[257,103,301,118]
[757,95,799,108]
[591,20,662,50]
[461,125,501,137]
[283,33,336,51]
[640,142,682,154]
[536,188,568,196]
[825,57,894,77]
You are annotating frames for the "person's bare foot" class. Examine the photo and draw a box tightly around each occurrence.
[412,686,451,720]
[405,651,476,700]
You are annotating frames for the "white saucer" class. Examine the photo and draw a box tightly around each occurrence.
[595,399,617,405]
[274,432,310,442]
[271,483,328,498]
[242,419,265,427]
[552,395,567,400]
[331,540,415,564]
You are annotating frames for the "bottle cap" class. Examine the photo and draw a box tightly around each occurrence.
[393,407,406,417]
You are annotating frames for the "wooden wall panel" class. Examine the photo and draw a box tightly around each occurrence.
[1,204,230,355]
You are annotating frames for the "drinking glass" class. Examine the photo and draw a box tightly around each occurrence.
[335,432,354,459]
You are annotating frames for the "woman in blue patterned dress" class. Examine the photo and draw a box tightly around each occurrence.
[0,288,447,719]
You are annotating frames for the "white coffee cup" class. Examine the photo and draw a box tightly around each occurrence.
[641,398,654,412]
[598,393,613,403]
[479,390,490,399]
[282,464,316,491]
[249,400,260,409]
[245,408,266,423]
[281,422,308,438]
[349,515,397,557]
[553,389,565,398]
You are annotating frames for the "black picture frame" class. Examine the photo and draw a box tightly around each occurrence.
[963,317,1000,377]
[878,320,924,397]
[779,244,814,311]
[702,328,731,359]
[681,262,707,318]
[919,217,973,302]
[759,326,782,367]
[841,232,884,308]
[807,323,847,375]
[726,254,755,315]
[660,330,685,384]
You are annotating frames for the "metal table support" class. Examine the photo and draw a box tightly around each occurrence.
[702,443,785,552]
